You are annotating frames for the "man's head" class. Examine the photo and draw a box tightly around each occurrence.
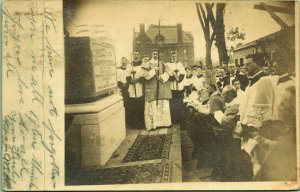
[133,50,140,61]
[197,66,203,76]
[232,79,241,91]
[214,66,219,73]
[222,85,237,103]
[151,49,159,60]
[142,55,150,63]
[217,68,226,78]
[245,53,265,76]
[192,65,198,75]
[263,65,270,75]
[271,61,278,75]
[121,57,128,66]
[222,64,229,73]
[185,65,192,76]
[240,65,247,76]
[228,62,237,75]
[278,85,296,128]
[170,51,178,63]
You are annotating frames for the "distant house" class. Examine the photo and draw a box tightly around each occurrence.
[233,26,295,74]
[133,24,194,65]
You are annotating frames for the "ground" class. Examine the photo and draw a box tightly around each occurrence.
[65,124,216,185]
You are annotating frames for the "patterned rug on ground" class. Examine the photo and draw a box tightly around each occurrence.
[122,133,172,163]
[65,163,171,185]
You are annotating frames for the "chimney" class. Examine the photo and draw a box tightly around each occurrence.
[177,23,183,43]
[140,23,145,34]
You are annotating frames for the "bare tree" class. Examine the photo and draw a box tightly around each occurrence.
[195,2,215,67]
[206,3,229,65]
[196,2,230,66]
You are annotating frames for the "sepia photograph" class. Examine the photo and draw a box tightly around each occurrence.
[2,0,299,191]
[63,0,298,186]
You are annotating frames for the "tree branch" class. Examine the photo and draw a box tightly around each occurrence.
[206,3,216,30]
[199,3,208,24]
[195,3,205,31]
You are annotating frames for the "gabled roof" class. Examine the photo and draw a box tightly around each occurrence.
[146,25,178,44]
[234,25,294,52]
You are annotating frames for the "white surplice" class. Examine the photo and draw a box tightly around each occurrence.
[165,61,186,91]
[126,65,144,98]
[240,75,279,129]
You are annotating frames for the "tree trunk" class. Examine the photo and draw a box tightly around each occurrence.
[196,3,214,68]
[215,3,230,65]
[205,42,212,67]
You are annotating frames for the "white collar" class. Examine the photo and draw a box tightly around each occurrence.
[249,71,264,79]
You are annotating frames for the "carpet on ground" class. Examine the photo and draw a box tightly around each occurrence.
[122,133,172,163]
[65,163,171,185]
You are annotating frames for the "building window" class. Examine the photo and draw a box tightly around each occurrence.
[240,58,244,66]
[235,59,238,65]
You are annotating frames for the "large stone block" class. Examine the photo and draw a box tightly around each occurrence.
[65,94,126,167]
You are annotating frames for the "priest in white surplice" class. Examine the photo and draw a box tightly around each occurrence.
[237,53,279,180]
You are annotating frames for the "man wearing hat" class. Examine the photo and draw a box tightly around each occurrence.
[165,50,186,124]
[140,48,175,130]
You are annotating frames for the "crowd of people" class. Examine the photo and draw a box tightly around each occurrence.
[117,49,296,181]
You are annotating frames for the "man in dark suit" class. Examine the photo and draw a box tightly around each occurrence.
[216,67,230,90]
[228,62,249,91]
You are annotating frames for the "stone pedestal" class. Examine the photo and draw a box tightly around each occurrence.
[65,94,126,167]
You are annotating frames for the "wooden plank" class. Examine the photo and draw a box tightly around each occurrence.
[254,4,294,15]
[260,3,289,28]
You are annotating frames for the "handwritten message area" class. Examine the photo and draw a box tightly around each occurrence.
[2,0,64,190]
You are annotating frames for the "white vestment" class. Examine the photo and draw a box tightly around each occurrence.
[240,75,279,128]
[239,72,279,180]
[126,65,144,98]
[165,61,186,91]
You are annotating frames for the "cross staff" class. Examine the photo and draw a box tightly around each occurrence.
[130,53,137,98]
[156,20,161,106]
[174,60,179,90]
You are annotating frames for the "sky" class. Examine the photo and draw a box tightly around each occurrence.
[65,0,295,64]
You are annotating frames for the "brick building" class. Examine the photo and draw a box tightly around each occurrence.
[133,24,194,65]
[233,26,295,74]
